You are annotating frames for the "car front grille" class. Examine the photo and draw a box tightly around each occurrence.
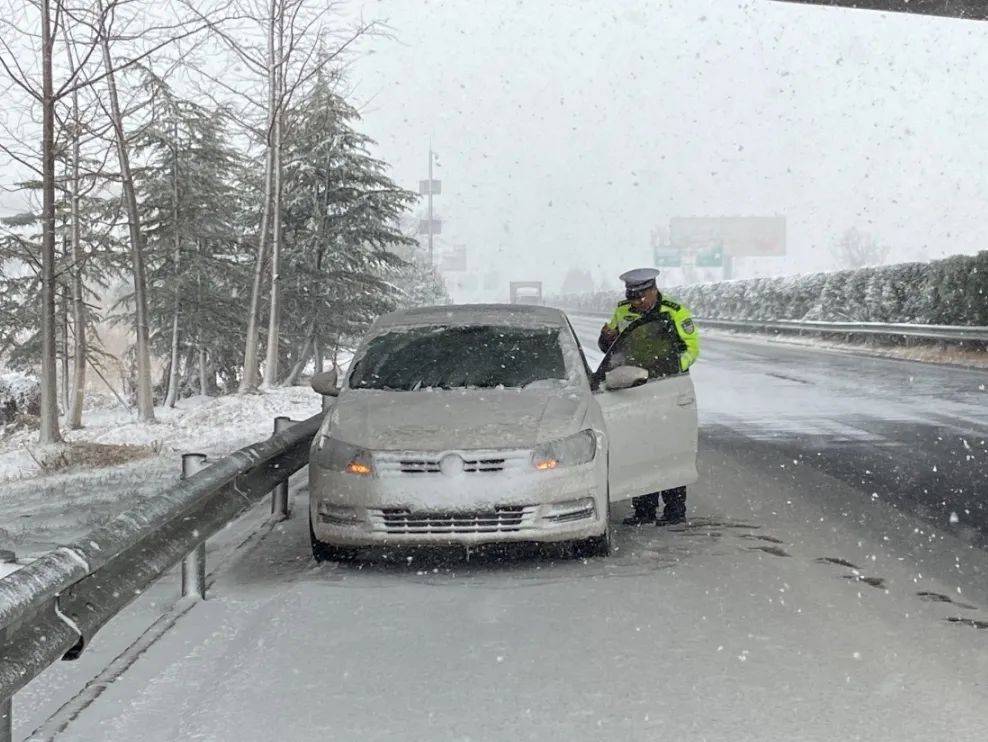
[369,506,538,535]
[375,450,530,476]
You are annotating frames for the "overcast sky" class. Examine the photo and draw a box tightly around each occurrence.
[2,0,986,298]
[346,0,988,296]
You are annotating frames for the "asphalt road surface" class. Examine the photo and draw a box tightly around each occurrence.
[18,319,988,742]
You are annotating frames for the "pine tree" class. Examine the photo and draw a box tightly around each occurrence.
[276,72,417,384]
[131,73,250,401]
[0,172,121,422]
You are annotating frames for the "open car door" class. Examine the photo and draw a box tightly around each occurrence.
[592,318,699,501]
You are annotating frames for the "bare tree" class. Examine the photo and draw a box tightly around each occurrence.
[39,0,61,443]
[186,0,373,392]
[95,0,155,421]
[164,117,182,408]
[64,31,88,429]
[0,0,224,440]
[834,227,891,269]
[261,2,284,388]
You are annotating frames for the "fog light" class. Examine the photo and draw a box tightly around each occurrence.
[317,502,364,526]
[545,497,596,523]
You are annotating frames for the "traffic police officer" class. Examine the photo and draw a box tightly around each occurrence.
[598,267,699,526]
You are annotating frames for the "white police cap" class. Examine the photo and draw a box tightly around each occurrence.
[619,267,661,293]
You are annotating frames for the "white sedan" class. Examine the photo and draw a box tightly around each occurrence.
[307,304,697,559]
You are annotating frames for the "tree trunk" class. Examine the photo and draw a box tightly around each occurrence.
[199,346,209,396]
[238,5,279,394]
[261,3,284,388]
[64,22,87,430]
[313,337,323,376]
[165,310,181,406]
[38,0,62,444]
[68,122,87,428]
[282,335,313,387]
[99,7,155,422]
[60,249,70,412]
[180,345,196,393]
[164,122,182,408]
[238,145,273,393]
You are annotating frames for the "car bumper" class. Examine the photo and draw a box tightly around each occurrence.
[309,457,607,547]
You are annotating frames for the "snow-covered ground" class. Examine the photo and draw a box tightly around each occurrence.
[29,445,988,742]
[0,387,322,558]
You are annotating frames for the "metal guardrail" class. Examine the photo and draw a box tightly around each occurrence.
[694,317,988,343]
[0,412,323,740]
[561,308,988,344]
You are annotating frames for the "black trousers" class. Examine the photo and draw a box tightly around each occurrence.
[632,486,687,519]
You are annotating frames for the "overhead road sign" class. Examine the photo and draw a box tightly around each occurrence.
[769,1,988,20]
[695,245,725,268]
[653,248,682,267]
[670,216,786,258]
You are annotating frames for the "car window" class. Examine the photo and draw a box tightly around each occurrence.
[595,317,683,384]
[349,324,569,391]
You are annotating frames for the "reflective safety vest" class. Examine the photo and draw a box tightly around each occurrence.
[601,297,700,372]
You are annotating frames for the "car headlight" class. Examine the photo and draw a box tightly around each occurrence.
[532,429,597,470]
[314,436,374,476]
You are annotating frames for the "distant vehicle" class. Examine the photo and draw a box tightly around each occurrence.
[509,281,543,305]
[307,304,698,560]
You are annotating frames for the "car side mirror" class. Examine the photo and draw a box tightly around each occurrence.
[604,365,648,391]
[310,370,339,397]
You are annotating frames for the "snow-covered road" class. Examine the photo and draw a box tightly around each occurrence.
[14,321,988,741]
[570,313,988,547]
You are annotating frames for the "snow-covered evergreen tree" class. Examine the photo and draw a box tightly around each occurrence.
[131,73,249,399]
[276,71,417,383]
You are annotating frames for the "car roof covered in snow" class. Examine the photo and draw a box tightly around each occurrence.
[373,304,568,330]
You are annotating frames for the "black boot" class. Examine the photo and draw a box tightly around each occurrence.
[622,510,656,526]
[656,486,687,526]
[623,493,659,526]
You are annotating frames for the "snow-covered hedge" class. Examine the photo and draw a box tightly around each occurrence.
[556,251,988,326]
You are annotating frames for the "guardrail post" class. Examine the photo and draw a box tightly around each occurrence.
[272,416,294,518]
[1,691,9,742]
[1,625,10,742]
[180,453,208,599]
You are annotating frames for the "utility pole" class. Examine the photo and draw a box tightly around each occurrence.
[419,147,442,267]
[427,146,435,266]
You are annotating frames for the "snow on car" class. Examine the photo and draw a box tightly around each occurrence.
[307,304,697,559]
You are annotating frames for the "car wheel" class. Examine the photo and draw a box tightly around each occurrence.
[309,517,356,563]
[575,531,610,559]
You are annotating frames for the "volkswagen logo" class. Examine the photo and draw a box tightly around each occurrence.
[439,453,464,477]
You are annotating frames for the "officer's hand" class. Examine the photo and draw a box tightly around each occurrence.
[600,324,617,343]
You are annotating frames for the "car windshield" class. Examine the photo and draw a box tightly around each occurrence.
[348,324,569,390]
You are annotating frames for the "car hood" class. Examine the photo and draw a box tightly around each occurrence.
[327,387,589,451]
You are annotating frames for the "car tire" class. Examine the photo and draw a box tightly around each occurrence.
[575,531,610,559]
[309,517,356,563]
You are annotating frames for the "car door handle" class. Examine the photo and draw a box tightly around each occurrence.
[677,394,695,407]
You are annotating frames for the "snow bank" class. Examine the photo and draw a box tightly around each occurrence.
[0,386,323,556]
